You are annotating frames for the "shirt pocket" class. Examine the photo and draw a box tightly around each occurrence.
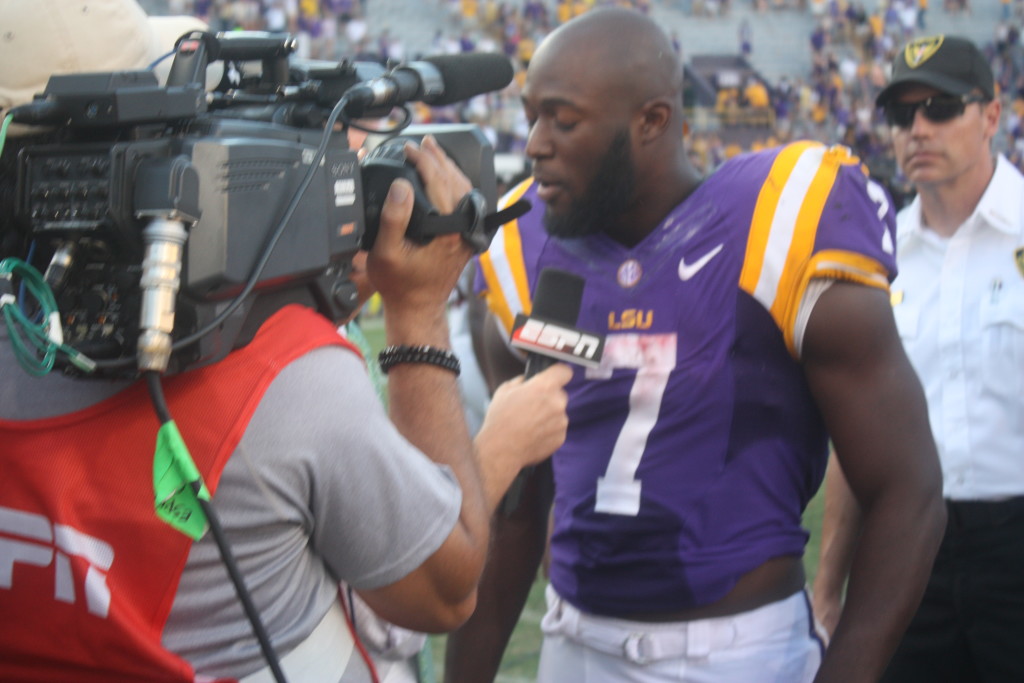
[979,285,1024,396]
[892,303,920,342]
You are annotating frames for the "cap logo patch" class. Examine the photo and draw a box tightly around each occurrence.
[905,35,944,68]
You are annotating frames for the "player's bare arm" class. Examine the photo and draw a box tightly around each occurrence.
[800,281,945,683]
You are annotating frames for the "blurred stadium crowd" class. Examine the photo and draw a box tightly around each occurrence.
[157,0,1024,206]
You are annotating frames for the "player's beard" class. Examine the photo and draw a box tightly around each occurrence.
[543,130,635,239]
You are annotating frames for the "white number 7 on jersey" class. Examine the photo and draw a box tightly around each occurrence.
[589,333,677,516]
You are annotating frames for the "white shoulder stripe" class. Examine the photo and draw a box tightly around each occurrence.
[751,145,826,310]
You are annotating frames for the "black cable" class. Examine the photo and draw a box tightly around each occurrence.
[144,371,172,423]
[144,371,288,683]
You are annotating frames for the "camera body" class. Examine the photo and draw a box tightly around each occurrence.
[5,32,497,377]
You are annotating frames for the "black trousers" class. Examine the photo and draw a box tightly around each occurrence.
[881,497,1024,683]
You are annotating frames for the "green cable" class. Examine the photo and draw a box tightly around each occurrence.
[0,114,12,160]
[0,258,96,376]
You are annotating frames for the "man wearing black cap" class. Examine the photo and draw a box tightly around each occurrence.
[814,34,1024,682]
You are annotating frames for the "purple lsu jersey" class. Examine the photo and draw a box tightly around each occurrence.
[477,141,898,617]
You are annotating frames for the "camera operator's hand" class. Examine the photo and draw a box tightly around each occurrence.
[404,134,473,214]
[358,156,492,633]
[368,145,475,345]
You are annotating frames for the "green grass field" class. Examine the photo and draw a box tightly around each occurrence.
[359,316,826,682]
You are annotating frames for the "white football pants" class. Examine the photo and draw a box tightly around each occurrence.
[537,585,824,683]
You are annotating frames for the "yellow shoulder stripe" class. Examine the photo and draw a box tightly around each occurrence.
[740,143,863,355]
[479,178,535,334]
[803,250,890,290]
[739,140,817,296]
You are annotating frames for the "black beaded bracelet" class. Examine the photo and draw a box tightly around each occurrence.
[378,344,461,376]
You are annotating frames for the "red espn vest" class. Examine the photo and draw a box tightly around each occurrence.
[0,305,357,683]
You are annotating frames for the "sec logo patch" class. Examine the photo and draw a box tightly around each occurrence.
[617,259,642,288]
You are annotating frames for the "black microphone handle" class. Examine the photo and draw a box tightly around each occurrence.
[524,353,556,380]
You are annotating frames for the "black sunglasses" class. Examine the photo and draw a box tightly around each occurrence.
[884,93,988,128]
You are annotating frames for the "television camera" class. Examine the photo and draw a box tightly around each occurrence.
[2,31,517,378]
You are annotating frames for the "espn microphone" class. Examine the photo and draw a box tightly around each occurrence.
[524,268,583,378]
[502,267,599,515]
[511,267,604,379]
[342,52,514,117]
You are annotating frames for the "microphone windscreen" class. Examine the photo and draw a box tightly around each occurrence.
[523,267,584,379]
[423,53,514,105]
[531,267,584,325]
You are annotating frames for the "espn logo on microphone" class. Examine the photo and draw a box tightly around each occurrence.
[510,314,604,368]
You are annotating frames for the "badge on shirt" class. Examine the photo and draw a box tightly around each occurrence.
[617,259,643,288]
[1015,247,1024,279]
[890,289,904,306]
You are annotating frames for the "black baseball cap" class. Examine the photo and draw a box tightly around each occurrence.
[876,35,994,107]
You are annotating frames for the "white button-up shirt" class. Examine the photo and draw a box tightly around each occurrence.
[893,154,1024,501]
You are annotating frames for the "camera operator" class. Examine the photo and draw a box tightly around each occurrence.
[0,2,571,682]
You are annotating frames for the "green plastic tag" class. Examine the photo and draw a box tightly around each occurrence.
[153,420,210,540]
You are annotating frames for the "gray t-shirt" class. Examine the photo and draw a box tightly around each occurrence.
[0,340,462,681]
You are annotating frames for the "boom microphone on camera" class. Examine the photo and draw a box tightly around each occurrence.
[342,53,514,118]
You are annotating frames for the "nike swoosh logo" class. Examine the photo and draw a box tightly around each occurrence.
[678,243,724,281]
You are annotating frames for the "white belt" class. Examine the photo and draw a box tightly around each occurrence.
[240,600,354,683]
[541,585,811,665]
